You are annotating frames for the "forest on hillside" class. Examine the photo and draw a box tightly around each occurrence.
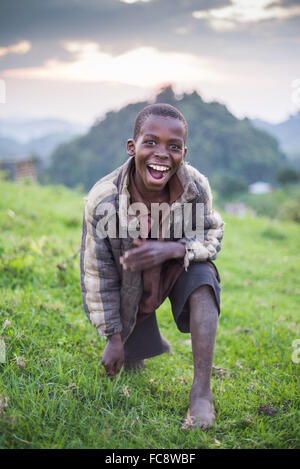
[44,87,287,193]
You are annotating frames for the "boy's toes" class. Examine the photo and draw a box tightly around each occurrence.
[181,401,216,431]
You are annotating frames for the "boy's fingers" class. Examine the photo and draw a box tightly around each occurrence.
[120,256,130,270]
[102,358,115,376]
[121,249,154,271]
[124,246,150,260]
[115,360,123,374]
[112,359,123,375]
[107,364,116,376]
[124,255,154,271]
[133,238,144,247]
[124,248,139,258]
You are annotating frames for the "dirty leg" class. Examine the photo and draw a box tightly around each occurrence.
[185,285,218,430]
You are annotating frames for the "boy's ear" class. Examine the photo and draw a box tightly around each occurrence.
[126,138,135,157]
[183,146,187,160]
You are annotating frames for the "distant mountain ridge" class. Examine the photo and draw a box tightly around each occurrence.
[0,118,88,166]
[46,86,287,191]
[252,112,300,156]
[0,136,24,158]
[0,118,87,143]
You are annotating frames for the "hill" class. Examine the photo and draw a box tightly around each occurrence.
[0,136,24,158]
[0,176,299,448]
[252,112,300,156]
[0,118,87,143]
[0,118,87,167]
[46,87,287,192]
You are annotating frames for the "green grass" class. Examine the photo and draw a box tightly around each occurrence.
[215,183,300,223]
[0,178,299,449]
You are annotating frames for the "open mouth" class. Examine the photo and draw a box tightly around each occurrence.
[146,163,171,181]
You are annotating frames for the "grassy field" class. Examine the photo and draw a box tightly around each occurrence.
[0,178,299,449]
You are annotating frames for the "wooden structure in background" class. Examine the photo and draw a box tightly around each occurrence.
[0,157,37,182]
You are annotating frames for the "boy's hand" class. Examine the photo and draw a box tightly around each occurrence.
[120,238,185,272]
[101,333,124,376]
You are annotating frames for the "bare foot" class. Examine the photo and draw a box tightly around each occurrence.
[124,359,145,371]
[182,390,216,430]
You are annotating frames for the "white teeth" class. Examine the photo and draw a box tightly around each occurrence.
[148,164,170,172]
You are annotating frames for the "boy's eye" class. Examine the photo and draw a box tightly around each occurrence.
[170,144,181,150]
[144,140,156,145]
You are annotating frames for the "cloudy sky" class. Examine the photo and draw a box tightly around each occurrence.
[0,0,300,124]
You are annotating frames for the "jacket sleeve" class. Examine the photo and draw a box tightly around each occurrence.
[80,184,122,337]
[177,171,225,270]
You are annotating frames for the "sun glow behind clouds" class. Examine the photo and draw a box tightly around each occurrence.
[3,41,224,87]
[0,40,31,58]
[193,0,300,31]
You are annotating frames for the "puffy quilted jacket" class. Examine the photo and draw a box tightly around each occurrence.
[80,156,224,343]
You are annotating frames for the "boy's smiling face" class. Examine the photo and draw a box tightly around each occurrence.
[127,115,187,197]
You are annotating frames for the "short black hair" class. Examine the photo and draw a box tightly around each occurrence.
[133,103,188,142]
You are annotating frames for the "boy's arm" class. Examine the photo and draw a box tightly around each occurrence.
[177,173,224,270]
[80,196,122,338]
[121,174,224,272]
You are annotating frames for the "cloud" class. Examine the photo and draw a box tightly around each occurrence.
[0,0,298,73]
[193,0,300,31]
[0,1,227,53]
[120,0,151,3]
[0,40,31,58]
[268,0,300,6]
[3,41,227,88]
[0,0,299,125]
[0,4,276,61]
[1,0,298,72]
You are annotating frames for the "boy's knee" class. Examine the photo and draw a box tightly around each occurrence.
[189,285,213,302]
[189,285,218,313]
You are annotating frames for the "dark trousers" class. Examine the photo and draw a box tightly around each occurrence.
[124,261,221,361]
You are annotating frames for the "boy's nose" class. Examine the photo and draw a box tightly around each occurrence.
[154,146,169,158]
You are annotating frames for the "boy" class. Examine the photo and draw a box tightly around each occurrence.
[80,103,224,429]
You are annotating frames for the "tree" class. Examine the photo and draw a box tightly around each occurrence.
[277,167,300,186]
[45,86,287,192]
